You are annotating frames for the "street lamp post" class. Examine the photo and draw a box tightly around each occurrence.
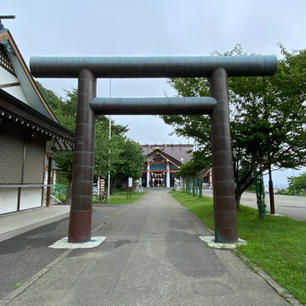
[107,79,111,202]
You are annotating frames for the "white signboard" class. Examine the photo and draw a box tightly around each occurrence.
[128,177,133,188]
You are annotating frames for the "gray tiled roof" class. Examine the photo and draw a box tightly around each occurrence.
[142,144,193,164]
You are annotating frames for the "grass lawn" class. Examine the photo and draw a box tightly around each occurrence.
[170,190,306,305]
[93,190,146,204]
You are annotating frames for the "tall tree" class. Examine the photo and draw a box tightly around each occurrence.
[288,173,306,195]
[162,45,306,208]
[37,84,145,200]
[36,85,77,201]
[178,150,211,179]
[112,138,145,188]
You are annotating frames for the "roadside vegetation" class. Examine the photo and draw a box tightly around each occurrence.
[277,189,306,197]
[52,183,67,202]
[277,172,306,196]
[53,185,145,204]
[93,189,146,204]
[170,190,306,305]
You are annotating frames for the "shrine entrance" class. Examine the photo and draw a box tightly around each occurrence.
[151,172,165,188]
[143,146,180,188]
[30,55,277,244]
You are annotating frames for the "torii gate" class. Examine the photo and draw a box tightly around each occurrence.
[30,55,277,244]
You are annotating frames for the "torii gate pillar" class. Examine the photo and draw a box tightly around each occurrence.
[210,67,237,243]
[68,69,96,242]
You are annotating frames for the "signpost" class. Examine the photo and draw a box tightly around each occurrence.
[98,176,105,201]
[127,177,133,199]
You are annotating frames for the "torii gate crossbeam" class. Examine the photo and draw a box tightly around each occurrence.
[30,55,277,244]
[90,97,217,115]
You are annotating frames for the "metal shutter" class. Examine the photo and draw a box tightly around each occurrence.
[0,127,23,183]
[23,138,45,184]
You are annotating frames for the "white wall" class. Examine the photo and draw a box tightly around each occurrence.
[0,188,18,214]
[20,188,42,210]
[0,67,28,104]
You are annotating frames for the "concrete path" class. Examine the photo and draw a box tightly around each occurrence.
[203,189,306,221]
[1,190,289,306]
[0,205,70,242]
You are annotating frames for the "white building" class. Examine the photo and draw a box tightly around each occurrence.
[0,23,74,214]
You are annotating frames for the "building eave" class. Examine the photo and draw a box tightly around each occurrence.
[0,89,74,150]
[0,30,58,121]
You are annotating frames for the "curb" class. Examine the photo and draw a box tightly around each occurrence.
[235,251,303,306]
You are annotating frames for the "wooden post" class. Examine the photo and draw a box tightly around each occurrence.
[46,156,52,207]
[268,165,275,214]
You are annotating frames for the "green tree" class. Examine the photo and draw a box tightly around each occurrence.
[288,173,306,195]
[162,45,306,208]
[112,138,145,189]
[177,151,210,196]
[38,84,145,200]
[37,84,77,201]
[178,151,210,178]
[178,161,199,179]
[94,116,128,182]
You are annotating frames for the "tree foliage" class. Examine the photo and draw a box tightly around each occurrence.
[162,45,306,207]
[114,139,145,184]
[178,151,210,178]
[288,172,306,194]
[37,83,145,197]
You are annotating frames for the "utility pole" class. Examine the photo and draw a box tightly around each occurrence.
[107,79,111,202]
[268,165,275,214]
[293,170,296,196]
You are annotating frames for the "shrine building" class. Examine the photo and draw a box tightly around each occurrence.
[0,22,74,214]
[141,144,193,188]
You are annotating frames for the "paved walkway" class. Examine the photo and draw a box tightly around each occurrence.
[0,205,70,242]
[203,190,306,221]
[0,190,289,306]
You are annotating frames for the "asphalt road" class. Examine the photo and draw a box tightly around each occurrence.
[0,205,127,300]
[203,190,306,221]
[1,190,288,306]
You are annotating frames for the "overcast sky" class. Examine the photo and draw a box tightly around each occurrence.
[2,0,305,187]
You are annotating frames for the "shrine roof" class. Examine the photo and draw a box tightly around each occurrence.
[0,24,74,151]
[142,144,193,164]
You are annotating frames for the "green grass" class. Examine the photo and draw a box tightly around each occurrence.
[93,190,146,204]
[53,184,68,202]
[170,190,306,305]
[53,193,67,202]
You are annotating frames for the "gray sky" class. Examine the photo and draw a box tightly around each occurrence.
[2,0,305,187]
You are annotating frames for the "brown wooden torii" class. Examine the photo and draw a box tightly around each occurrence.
[30,55,277,244]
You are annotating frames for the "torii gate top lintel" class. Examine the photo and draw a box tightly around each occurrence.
[30,55,277,78]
